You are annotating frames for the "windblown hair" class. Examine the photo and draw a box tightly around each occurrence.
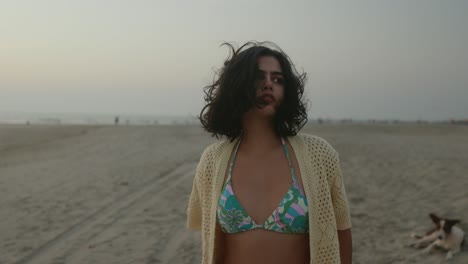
[198,41,308,142]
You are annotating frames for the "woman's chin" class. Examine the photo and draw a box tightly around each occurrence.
[254,104,276,117]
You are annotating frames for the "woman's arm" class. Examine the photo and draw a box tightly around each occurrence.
[338,228,352,264]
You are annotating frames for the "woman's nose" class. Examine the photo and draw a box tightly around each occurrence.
[263,75,273,90]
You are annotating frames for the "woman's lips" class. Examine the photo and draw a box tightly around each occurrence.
[259,94,275,104]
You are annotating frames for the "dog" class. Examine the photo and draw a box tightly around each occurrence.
[409,213,465,260]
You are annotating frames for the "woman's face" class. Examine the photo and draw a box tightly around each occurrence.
[249,55,285,118]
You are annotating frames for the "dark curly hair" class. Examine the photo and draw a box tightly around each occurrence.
[198,41,308,142]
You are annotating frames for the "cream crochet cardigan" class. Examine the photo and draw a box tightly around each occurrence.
[186,133,352,264]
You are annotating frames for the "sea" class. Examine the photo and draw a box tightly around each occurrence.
[0,111,199,126]
[0,111,459,126]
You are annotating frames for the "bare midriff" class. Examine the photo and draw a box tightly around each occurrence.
[219,229,310,264]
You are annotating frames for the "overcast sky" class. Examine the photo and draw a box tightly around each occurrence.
[1,0,467,121]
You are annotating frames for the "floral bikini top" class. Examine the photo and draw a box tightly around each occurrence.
[216,136,309,234]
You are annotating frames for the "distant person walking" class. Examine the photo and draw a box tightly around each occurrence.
[187,41,352,264]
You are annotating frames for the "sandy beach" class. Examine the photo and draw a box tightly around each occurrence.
[1,123,467,263]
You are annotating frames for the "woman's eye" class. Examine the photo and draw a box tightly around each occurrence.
[273,77,284,84]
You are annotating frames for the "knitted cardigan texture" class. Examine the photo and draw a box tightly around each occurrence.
[186,133,352,264]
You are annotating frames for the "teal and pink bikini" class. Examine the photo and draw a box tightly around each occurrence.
[217,136,309,234]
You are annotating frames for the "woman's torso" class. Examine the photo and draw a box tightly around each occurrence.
[217,137,310,264]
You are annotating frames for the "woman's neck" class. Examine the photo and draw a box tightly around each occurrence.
[240,114,281,155]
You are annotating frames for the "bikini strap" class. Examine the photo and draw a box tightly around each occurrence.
[281,137,298,183]
[229,136,297,183]
[227,136,242,181]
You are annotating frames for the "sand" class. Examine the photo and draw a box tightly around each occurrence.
[0,123,467,264]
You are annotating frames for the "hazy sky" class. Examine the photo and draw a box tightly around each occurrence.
[1,0,467,120]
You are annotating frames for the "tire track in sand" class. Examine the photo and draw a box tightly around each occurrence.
[14,161,197,264]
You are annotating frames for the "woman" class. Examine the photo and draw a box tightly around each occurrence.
[187,41,352,264]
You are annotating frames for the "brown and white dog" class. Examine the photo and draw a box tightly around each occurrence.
[409,213,465,260]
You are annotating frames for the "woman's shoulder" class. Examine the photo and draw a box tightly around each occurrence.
[194,138,236,185]
[197,138,237,165]
[289,132,339,159]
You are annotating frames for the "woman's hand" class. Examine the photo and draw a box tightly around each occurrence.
[338,228,352,264]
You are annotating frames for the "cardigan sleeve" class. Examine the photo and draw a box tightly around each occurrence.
[330,151,352,230]
[186,153,205,231]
